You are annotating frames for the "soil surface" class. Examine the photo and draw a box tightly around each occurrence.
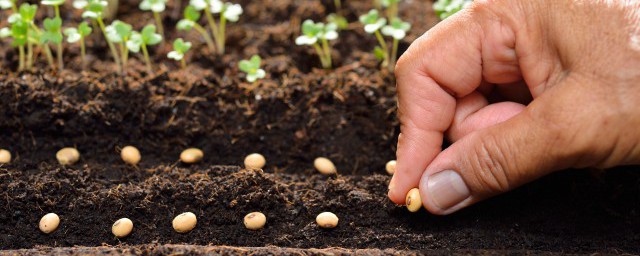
[1,0,640,255]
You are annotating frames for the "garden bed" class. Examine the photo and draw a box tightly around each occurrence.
[1,0,640,254]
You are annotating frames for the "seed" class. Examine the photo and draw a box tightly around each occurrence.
[56,147,80,165]
[244,153,266,169]
[180,148,203,164]
[316,212,339,229]
[314,157,337,175]
[173,212,197,233]
[406,188,422,212]
[0,149,11,163]
[39,213,60,234]
[243,212,266,230]
[112,218,133,238]
[121,146,141,165]
[385,160,396,175]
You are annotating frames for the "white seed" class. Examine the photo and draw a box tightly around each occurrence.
[0,149,11,163]
[316,212,339,229]
[244,153,266,169]
[56,147,80,165]
[121,146,141,165]
[112,218,133,238]
[180,148,203,164]
[173,212,197,233]
[406,188,422,212]
[385,160,396,175]
[243,212,266,230]
[314,157,337,175]
[39,213,60,234]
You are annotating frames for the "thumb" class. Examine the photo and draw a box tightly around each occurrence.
[418,103,572,215]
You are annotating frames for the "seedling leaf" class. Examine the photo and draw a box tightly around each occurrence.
[139,0,167,12]
[41,0,65,6]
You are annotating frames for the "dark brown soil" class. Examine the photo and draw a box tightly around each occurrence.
[1,0,639,254]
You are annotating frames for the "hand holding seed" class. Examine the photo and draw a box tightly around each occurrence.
[390,1,640,215]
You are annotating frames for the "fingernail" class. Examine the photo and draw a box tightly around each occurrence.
[426,170,470,210]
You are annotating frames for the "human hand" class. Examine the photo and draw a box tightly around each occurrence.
[389,0,640,215]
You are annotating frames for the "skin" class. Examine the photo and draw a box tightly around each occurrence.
[389,0,640,215]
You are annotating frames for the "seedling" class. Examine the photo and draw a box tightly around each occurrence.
[238,55,265,83]
[405,188,421,212]
[316,212,338,229]
[188,0,242,54]
[56,147,80,165]
[433,0,472,20]
[180,148,203,163]
[0,0,17,12]
[39,213,60,234]
[64,22,92,69]
[42,0,65,72]
[326,0,347,30]
[295,20,338,69]
[167,38,192,69]
[1,3,55,71]
[120,145,141,165]
[139,0,167,37]
[74,0,123,73]
[313,157,337,175]
[173,212,197,233]
[244,212,266,230]
[381,17,410,71]
[112,218,133,238]
[380,0,400,20]
[244,153,266,169]
[359,9,388,67]
[177,5,215,52]
[105,20,132,74]
[127,24,162,74]
[0,149,11,163]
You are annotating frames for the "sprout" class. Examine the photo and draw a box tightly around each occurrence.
[380,0,400,20]
[105,20,132,74]
[42,0,66,72]
[295,20,338,69]
[74,0,123,73]
[381,17,410,71]
[433,0,472,20]
[139,0,167,37]
[187,0,242,54]
[238,55,265,83]
[0,0,16,11]
[177,5,215,52]
[2,3,55,71]
[167,38,192,69]
[127,24,162,74]
[327,0,347,30]
[64,22,92,69]
[359,9,389,67]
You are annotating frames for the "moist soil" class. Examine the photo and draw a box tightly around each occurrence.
[1,0,640,254]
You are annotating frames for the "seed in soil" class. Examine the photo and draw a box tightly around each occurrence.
[244,153,266,169]
[56,147,80,165]
[406,188,422,212]
[243,212,267,230]
[39,213,60,234]
[314,157,337,175]
[180,148,203,164]
[0,149,11,163]
[386,160,396,175]
[316,212,339,229]
[173,212,197,233]
[112,218,133,238]
[120,146,141,165]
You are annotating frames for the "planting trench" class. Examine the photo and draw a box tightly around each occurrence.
[1,0,640,254]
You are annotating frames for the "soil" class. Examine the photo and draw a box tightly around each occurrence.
[1,0,640,255]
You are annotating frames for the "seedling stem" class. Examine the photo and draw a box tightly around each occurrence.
[153,11,164,36]
[96,17,122,73]
[54,5,64,71]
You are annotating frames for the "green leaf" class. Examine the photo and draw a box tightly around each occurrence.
[127,32,142,52]
[301,19,323,37]
[78,21,92,36]
[238,59,252,73]
[41,17,63,44]
[173,38,191,53]
[10,20,28,46]
[64,27,81,43]
[176,19,194,31]
[184,5,201,21]
[373,46,386,60]
[249,55,261,67]
[113,20,132,39]
[239,54,262,75]
[141,24,162,45]
[18,3,37,22]
[0,0,15,10]
[41,0,65,6]
[327,13,348,30]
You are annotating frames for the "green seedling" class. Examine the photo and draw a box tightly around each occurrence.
[42,0,65,72]
[167,38,192,69]
[433,0,472,19]
[327,0,347,30]
[238,55,265,83]
[64,22,92,69]
[0,0,17,12]
[295,19,338,69]
[139,0,167,37]
[74,0,123,73]
[189,0,242,54]
[3,3,55,71]
[381,17,410,71]
[359,9,389,67]
[127,24,162,74]
[177,5,215,52]
[105,20,132,74]
[380,0,400,20]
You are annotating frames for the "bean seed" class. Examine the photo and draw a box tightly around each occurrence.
[314,157,337,175]
[316,212,339,229]
[180,148,203,164]
[244,153,266,169]
[56,148,80,165]
[39,213,60,234]
[173,212,197,233]
[385,160,396,175]
[0,149,11,163]
[112,218,133,238]
[406,188,422,212]
[243,212,266,230]
[121,146,141,165]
